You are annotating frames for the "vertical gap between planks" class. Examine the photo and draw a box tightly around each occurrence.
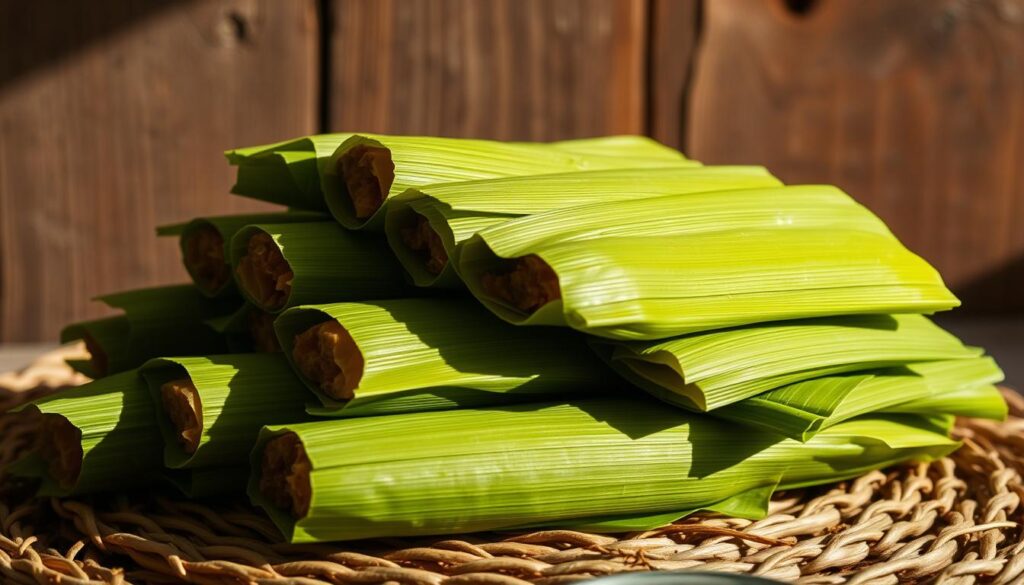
[677,0,704,155]
[316,0,333,132]
[645,0,704,153]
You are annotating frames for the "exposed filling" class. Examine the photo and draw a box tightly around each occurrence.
[235,232,293,311]
[259,432,311,519]
[480,255,562,314]
[183,225,230,293]
[160,379,203,454]
[338,145,395,219]
[400,213,448,275]
[249,310,281,353]
[37,414,83,489]
[81,332,108,377]
[292,321,364,401]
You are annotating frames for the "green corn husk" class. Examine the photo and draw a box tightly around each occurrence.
[228,222,408,313]
[207,304,281,353]
[322,134,697,231]
[9,371,162,496]
[590,314,980,411]
[458,210,959,340]
[227,134,692,215]
[886,357,1008,419]
[274,299,616,416]
[141,354,312,469]
[226,134,355,211]
[157,212,327,297]
[61,285,237,377]
[386,166,782,288]
[710,357,1005,441]
[249,399,957,542]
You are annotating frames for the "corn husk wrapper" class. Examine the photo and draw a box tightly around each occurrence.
[226,134,355,211]
[9,371,162,496]
[141,355,312,469]
[591,314,980,411]
[249,399,957,542]
[229,222,408,313]
[711,357,1006,441]
[386,166,782,288]
[457,190,959,339]
[227,134,691,215]
[61,285,236,377]
[322,134,696,231]
[886,357,1008,419]
[274,299,616,416]
[157,212,327,297]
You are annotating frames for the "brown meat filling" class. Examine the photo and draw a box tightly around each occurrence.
[259,432,311,518]
[37,414,83,489]
[249,310,281,353]
[161,379,203,454]
[400,213,448,275]
[480,255,562,314]
[292,321,364,401]
[339,145,395,219]
[235,232,293,311]
[184,225,230,293]
[81,332,108,378]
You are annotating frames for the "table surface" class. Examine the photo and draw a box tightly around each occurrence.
[1,316,1021,386]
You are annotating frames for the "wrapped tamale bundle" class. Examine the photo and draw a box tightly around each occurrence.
[710,357,1006,441]
[207,304,281,353]
[228,134,693,215]
[457,188,959,340]
[321,134,697,230]
[141,355,311,469]
[274,298,615,416]
[226,134,355,211]
[61,285,237,378]
[229,222,407,313]
[248,399,957,542]
[8,371,162,496]
[158,211,326,297]
[590,314,980,411]
[385,166,782,288]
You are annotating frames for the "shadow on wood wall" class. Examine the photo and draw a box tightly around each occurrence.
[0,0,1021,341]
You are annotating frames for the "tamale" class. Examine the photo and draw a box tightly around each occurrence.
[8,371,162,496]
[386,166,782,288]
[249,399,957,542]
[321,134,697,230]
[141,355,311,469]
[274,298,616,415]
[158,212,326,297]
[229,222,407,313]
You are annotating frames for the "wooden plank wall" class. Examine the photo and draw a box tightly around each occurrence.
[0,0,318,341]
[1,0,1021,341]
[687,0,1024,312]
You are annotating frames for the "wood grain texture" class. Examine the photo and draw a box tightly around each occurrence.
[0,0,318,341]
[327,0,648,140]
[687,0,1024,311]
[648,0,700,150]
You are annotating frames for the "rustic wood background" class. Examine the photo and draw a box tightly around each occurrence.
[1,0,1022,341]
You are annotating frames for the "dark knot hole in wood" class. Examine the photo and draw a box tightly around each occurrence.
[782,0,819,17]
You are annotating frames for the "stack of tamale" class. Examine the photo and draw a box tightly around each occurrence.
[8,133,1003,543]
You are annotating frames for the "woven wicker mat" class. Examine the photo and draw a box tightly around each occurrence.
[1,347,1024,585]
